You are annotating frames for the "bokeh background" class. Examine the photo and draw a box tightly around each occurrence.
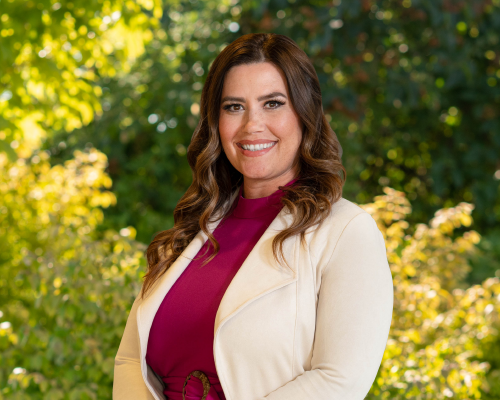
[1,0,500,398]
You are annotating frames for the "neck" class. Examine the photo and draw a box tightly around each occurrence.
[242,170,298,199]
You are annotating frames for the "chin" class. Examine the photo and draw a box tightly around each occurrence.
[239,167,273,181]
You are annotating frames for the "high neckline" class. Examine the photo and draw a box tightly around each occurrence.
[231,178,298,219]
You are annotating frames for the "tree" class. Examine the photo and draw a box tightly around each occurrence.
[44,0,242,243]
[0,148,145,399]
[43,0,500,255]
[2,152,500,398]
[2,0,500,398]
[0,0,162,159]
[361,188,500,398]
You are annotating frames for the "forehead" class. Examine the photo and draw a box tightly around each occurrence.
[222,62,288,95]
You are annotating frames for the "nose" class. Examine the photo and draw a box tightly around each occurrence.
[242,107,265,135]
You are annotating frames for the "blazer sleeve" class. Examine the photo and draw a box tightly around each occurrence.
[113,295,156,400]
[260,212,394,400]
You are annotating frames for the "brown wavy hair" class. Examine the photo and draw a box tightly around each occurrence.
[142,32,346,298]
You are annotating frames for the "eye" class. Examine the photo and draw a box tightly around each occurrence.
[265,100,285,109]
[222,103,243,112]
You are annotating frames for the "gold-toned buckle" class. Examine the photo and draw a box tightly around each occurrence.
[182,370,211,400]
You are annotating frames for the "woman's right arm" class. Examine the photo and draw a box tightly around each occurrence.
[113,296,156,400]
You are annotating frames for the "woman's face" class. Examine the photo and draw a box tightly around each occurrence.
[219,62,303,193]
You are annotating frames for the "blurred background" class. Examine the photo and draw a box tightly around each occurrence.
[1,0,500,398]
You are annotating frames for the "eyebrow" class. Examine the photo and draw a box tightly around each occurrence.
[220,91,287,104]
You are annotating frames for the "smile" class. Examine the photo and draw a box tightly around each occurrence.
[236,141,277,158]
[240,142,276,151]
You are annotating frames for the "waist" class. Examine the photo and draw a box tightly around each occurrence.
[161,374,226,400]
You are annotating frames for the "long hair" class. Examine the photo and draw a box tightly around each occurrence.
[142,33,346,298]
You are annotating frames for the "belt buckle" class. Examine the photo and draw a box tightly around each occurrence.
[182,370,211,400]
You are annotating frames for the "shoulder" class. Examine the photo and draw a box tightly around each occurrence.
[306,197,381,269]
[318,197,375,234]
[326,197,367,222]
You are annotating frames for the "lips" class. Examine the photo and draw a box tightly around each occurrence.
[236,140,277,157]
[237,139,277,145]
[236,139,278,151]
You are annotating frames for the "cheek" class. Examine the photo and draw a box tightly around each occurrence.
[218,116,234,149]
[219,118,231,148]
[270,112,302,147]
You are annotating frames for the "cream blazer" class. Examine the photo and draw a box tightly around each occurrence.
[113,194,394,400]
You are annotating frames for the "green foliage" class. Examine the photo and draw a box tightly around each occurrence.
[2,150,500,398]
[45,0,242,243]
[42,0,500,249]
[361,188,500,399]
[0,0,162,157]
[1,0,500,398]
[236,0,500,268]
[467,229,500,286]
[0,150,145,399]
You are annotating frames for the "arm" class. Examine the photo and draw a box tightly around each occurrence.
[113,295,156,400]
[261,212,394,400]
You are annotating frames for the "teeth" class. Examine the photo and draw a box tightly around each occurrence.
[241,142,275,151]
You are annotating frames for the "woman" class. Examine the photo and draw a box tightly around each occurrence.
[113,33,394,400]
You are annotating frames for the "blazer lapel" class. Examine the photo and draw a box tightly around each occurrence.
[213,208,298,335]
[136,189,239,360]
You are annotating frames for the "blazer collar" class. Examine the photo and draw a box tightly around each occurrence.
[136,187,298,359]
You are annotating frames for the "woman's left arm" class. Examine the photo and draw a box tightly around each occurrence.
[259,212,394,400]
[114,295,157,400]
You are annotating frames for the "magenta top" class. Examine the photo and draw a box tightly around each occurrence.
[146,179,296,400]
